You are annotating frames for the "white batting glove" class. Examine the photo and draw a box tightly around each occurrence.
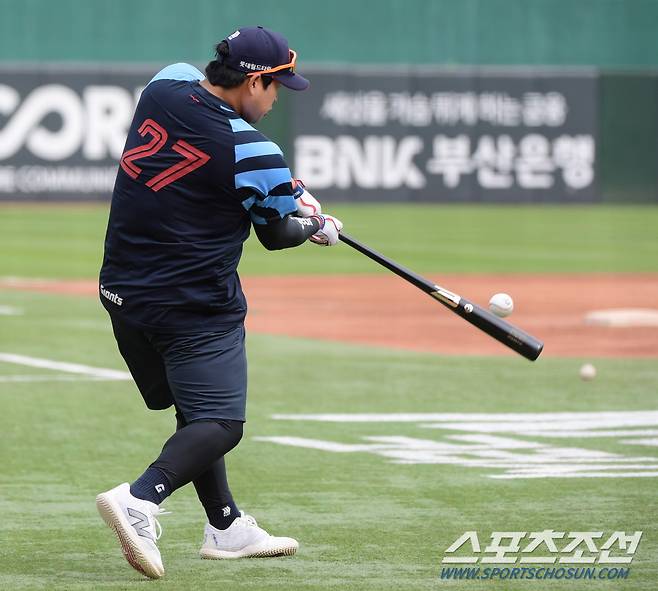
[309,214,343,246]
[295,188,322,217]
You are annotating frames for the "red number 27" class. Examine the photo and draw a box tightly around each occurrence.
[120,118,210,192]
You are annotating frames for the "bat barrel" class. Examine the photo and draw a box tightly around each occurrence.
[455,298,544,361]
[338,232,544,362]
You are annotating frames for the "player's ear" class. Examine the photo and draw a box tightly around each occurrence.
[246,77,260,94]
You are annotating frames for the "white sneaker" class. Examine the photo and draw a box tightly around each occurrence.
[199,512,298,559]
[96,483,166,579]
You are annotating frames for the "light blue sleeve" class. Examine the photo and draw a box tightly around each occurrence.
[148,63,204,85]
[230,123,300,224]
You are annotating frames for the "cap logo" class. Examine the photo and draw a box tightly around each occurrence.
[227,30,240,40]
[240,61,273,72]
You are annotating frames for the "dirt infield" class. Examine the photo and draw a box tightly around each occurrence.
[3,274,658,358]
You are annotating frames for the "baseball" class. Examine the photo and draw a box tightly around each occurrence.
[579,363,597,381]
[489,293,514,317]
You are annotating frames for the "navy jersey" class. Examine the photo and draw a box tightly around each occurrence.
[100,63,302,331]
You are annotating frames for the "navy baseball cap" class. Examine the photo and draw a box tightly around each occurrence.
[222,26,309,91]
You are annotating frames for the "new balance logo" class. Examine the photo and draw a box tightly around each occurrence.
[155,484,165,494]
[222,506,231,517]
[127,508,154,540]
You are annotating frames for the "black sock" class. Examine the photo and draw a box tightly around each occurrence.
[130,466,172,505]
[206,499,240,530]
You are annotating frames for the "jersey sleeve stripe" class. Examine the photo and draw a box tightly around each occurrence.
[229,118,258,133]
[243,196,295,216]
[235,167,293,197]
[235,154,289,175]
[235,141,283,163]
[257,195,297,215]
[241,193,296,218]
[249,212,268,225]
[148,63,204,85]
[241,195,257,211]
[248,197,297,224]
[269,181,301,197]
[233,130,267,145]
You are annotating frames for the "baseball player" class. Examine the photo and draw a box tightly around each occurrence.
[95,26,342,579]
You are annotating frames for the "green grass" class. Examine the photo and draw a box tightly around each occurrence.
[1,203,657,589]
[2,204,658,278]
[1,289,657,590]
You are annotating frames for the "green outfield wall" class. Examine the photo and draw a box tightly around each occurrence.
[3,0,658,67]
[599,73,658,203]
[1,0,657,202]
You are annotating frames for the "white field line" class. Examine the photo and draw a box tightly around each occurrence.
[621,438,658,447]
[0,305,22,316]
[253,436,392,453]
[421,417,658,432]
[491,471,658,479]
[458,429,658,439]
[0,353,131,381]
[0,276,57,286]
[262,412,658,479]
[271,411,658,423]
[0,375,112,383]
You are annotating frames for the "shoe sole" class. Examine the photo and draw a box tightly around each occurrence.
[200,540,298,560]
[96,492,164,579]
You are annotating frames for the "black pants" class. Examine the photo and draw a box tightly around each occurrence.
[110,312,246,511]
[109,313,248,421]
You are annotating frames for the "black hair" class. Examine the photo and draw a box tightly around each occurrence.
[205,41,273,89]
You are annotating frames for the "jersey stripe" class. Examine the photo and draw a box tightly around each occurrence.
[270,181,304,197]
[249,212,268,225]
[229,118,257,133]
[232,130,267,145]
[228,112,294,226]
[235,154,289,175]
[235,167,293,197]
[235,141,283,163]
[257,194,297,214]
[241,195,257,210]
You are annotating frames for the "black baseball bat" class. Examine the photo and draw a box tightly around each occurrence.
[338,232,543,361]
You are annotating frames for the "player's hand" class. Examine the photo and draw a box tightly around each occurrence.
[294,181,322,218]
[295,189,322,217]
[309,214,343,246]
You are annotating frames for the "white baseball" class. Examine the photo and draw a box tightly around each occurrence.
[579,363,597,381]
[489,293,514,317]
